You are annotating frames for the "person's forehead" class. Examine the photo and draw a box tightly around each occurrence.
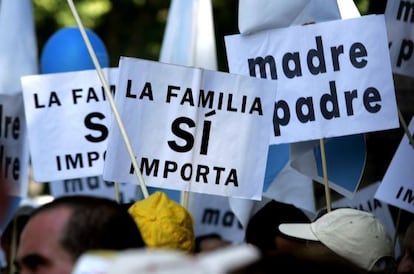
[17,206,74,261]
[24,206,72,235]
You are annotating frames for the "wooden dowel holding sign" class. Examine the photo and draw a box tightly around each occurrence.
[319,138,332,212]
[66,0,149,199]
[398,108,414,148]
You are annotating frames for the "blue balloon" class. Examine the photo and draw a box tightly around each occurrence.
[41,26,109,73]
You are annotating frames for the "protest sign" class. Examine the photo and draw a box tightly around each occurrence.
[50,176,141,204]
[103,57,275,200]
[225,15,399,145]
[385,0,414,77]
[21,68,117,182]
[188,192,244,243]
[0,94,29,196]
[375,117,414,214]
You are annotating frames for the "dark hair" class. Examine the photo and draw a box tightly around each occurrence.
[245,200,310,254]
[29,195,145,260]
[194,233,224,253]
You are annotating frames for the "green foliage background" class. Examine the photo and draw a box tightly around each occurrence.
[32,0,380,72]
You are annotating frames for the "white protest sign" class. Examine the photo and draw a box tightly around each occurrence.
[225,15,399,145]
[188,192,245,243]
[375,117,414,214]
[21,68,118,182]
[50,176,141,204]
[0,94,29,196]
[334,182,401,256]
[385,0,414,77]
[103,57,275,200]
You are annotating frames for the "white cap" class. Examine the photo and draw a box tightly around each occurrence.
[278,208,394,271]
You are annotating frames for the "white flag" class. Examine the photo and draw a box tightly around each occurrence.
[0,0,38,95]
[159,0,217,70]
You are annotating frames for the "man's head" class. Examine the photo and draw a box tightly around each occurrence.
[244,200,311,255]
[398,221,414,274]
[16,195,145,274]
[194,233,231,253]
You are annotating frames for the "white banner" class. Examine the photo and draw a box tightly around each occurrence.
[103,57,276,200]
[375,117,414,214]
[385,0,414,77]
[21,68,118,182]
[188,192,245,243]
[0,94,29,196]
[225,15,399,144]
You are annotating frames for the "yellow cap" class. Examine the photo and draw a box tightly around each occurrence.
[128,191,195,253]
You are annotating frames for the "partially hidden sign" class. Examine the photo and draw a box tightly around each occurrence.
[225,15,399,144]
[21,68,117,182]
[385,0,414,77]
[103,58,276,200]
[0,94,30,196]
[375,117,414,214]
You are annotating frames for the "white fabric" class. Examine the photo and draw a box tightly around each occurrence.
[0,0,38,95]
[238,0,341,34]
[159,0,217,70]
[72,245,260,274]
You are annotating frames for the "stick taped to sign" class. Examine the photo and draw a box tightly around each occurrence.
[66,0,149,198]
[398,108,414,148]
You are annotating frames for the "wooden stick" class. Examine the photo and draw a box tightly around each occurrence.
[180,191,189,209]
[66,0,148,198]
[393,208,402,250]
[398,108,414,148]
[319,138,332,212]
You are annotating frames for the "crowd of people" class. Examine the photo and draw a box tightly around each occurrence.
[0,185,412,274]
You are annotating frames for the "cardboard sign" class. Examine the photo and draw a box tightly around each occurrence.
[188,192,245,243]
[225,15,399,144]
[0,94,29,196]
[385,0,414,77]
[50,176,141,204]
[103,57,275,200]
[375,117,414,214]
[21,68,117,182]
